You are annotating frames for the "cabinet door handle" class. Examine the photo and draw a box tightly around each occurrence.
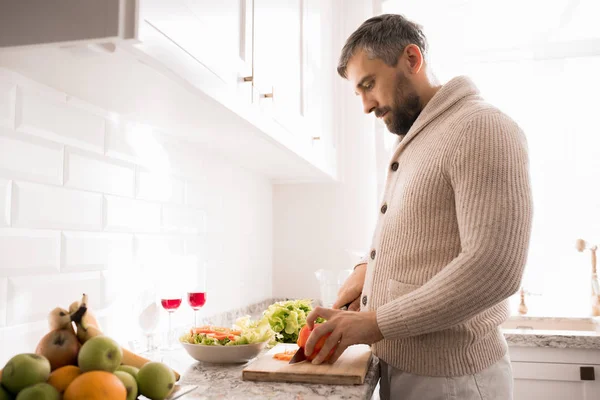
[580,366,595,381]
[242,76,253,82]
[261,93,273,99]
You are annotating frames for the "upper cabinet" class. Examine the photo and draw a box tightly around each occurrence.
[254,0,304,132]
[0,0,137,49]
[140,0,254,102]
[0,0,338,182]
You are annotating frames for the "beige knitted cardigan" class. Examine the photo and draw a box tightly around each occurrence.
[360,76,533,377]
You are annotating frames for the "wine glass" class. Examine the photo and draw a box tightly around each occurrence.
[137,288,160,355]
[188,263,207,328]
[160,289,182,350]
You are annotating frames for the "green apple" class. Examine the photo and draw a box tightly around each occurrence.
[15,383,59,400]
[0,385,13,400]
[114,371,138,400]
[137,362,176,400]
[77,336,122,373]
[116,365,139,381]
[1,354,50,395]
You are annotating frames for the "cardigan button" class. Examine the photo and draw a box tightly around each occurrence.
[370,250,376,260]
[362,295,367,306]
[381,204,387,214]
[391,162,399,171]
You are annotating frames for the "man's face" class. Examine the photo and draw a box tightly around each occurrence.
[346,49,422,135]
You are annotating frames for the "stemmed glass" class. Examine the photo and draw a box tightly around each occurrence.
[160,287,182,350]
[187,263,207,328]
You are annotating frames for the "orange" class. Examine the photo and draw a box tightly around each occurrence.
[64,371,126,400]
[47,365,82,394]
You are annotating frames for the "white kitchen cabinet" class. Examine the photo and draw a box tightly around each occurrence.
[0,0,340,181]
[139,0,254,102]
[253,0,305,130]
[513,362,600,399]
[302,0,336,170]
[0,0,137,49]
[510,346,600,400]
[254,0,336,166]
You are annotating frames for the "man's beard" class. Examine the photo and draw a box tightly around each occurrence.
[378,72,422,136]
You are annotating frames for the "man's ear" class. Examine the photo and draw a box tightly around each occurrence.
[402,44,424,74]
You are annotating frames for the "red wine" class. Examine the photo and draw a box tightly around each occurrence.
[188,292,207,309]
[160,298,182,311]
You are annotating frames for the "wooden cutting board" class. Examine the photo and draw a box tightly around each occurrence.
[242,343,372,385]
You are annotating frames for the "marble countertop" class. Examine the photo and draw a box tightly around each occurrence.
[159,349,380,400]
[145,299,600,400]
[502,316,600,350]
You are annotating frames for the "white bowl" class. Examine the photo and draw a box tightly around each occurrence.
[180,341,268,364]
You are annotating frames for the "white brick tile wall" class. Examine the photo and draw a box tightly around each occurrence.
[65,148,135,197]
[185,235,225,260]
[17,88,105,153]
[0,322,47,363]
[0,127,64,185]
[0,278,6,328]
[104,195,161,233]
[0,71,273,366]
[12,182,103,230]
[135,234,185,263]
[136,169,184,204]
[162,139,204,180]
[7,272,104,325]
[0,229,60,276]
[162,205,206,234]
[0,178,10,227]
[185,179,223,211]
[105,119,170,172]
[0,80,15,128]
[105,119,139,162]
[62,231,134,272]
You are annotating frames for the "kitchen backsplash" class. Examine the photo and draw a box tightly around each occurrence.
[0,68,273,365]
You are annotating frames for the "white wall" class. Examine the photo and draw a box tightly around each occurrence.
[0,68,273,365]
[273,0,379,302]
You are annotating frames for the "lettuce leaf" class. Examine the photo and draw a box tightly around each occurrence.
[260,299,322,344]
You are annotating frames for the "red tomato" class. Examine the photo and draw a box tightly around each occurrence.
[297,324,311,348]
[297,324,335,362]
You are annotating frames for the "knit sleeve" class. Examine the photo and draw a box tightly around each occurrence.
[376,112,533,340]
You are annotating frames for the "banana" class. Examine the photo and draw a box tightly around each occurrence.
[69,293,180,381]
[47,307,76,335]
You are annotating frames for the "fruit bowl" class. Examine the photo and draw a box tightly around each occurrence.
[180,341,268,364]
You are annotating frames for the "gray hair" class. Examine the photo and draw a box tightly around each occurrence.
[337,14,428,79]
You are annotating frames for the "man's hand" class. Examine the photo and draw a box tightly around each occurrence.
[332,263,367,311]
[304,306,383,365]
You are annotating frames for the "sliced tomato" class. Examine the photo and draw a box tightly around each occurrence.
[192,328,215,334]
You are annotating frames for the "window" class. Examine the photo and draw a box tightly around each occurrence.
[381,0,600,317]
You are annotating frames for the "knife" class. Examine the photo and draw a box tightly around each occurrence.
[288,345,307,364]
[288,301,352,364]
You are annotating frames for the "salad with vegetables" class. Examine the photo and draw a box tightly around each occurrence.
[179,316,275,346]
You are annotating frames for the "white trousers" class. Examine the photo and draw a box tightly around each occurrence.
[379,353,513,400]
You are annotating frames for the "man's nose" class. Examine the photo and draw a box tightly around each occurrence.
[361,94,377,115]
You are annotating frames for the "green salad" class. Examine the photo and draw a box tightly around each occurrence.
[179,316,275,346]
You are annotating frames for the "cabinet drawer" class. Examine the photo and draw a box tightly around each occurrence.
[513,362,599,381]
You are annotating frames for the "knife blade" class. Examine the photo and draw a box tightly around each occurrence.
[288,302,352,365]
[288,346,307,364]
[164,385,198,400]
